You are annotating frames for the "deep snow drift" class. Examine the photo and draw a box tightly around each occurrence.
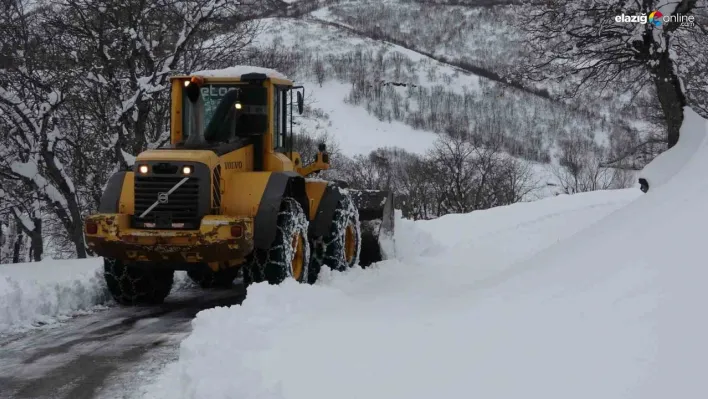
[143,108,707,399]
[136,105,708,399]
[140,190,641,399]
[0,258,110,334]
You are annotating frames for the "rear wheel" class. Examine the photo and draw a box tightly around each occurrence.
[308,193,361,284]
[103,258,174,305]
[187,264,239,289]
[247,198,310,285]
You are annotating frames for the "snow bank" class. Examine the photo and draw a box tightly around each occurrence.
[417,188,640,251]
[0,257,195,335]
[495,107,708,399]
[0,258,110,334]
[637,108,706,191]
[192,66,288,80]
[142,171,643,396]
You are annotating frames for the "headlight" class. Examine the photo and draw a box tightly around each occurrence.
[234,103,242,110]
[138,165,149,174]
[182,166,193,175]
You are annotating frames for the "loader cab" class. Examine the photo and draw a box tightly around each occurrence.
[169,73,304,171]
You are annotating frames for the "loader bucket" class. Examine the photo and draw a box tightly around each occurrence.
[349,189,395,267]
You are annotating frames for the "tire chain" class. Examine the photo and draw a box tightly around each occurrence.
[308,190,361,283]
[104,258,174,305]
[244,198,311,285]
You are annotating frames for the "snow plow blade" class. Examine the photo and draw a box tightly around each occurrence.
[349,189,395,266]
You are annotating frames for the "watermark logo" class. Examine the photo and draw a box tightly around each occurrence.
[648,10,663,26]
[614,10,694,28]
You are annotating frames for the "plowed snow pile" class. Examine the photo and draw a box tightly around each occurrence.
[143,108,707,399]
[0,258,110,334]
[0,260,196,335]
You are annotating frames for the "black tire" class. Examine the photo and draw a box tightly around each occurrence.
[308,192,361,284]
[247,198,311,285]
[187,264,239,289]
[103,258,174,306]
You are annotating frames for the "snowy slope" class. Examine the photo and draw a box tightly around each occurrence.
[305,82,438,155]
[137,149,680,397]
[251,17,446,156]
[140,108,707,399]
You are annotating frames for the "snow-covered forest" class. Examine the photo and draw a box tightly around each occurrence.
[1,0,707,262]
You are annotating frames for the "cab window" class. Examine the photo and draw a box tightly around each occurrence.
[274,87,288,149]
[182,84,268,144]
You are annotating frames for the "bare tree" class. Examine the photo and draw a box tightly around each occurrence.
[47,0,260,167]
[0,202,29,263]
[550,134,635,194]
[0,0,86,257]
[336,134,541,219]
[0,0,260,260]
[516,0,708,148]
[313,56,326,87]
[428,132,479,213]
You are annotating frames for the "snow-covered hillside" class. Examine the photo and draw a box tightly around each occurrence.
[248,2,655,168]
[295,81,438,155]
[243,6,644,200]
[139,107,707,399]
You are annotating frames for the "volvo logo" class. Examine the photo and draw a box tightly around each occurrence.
[138,177,190,219]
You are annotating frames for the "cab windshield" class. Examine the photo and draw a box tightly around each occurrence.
[181,83,268,144]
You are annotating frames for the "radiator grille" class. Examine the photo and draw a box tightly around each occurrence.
[134,176,200,229]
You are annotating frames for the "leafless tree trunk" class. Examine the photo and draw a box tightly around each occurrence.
[12,231,24,264]
[516,0,707,149]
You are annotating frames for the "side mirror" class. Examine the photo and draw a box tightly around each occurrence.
[186,84,201,103]
[318,143,329,163]
[184,77,203,103]
[297,91,304,115]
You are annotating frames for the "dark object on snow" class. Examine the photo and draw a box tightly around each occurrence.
[349,190,395,267]
[638,178,649,193]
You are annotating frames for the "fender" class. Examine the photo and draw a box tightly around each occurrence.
[254,171,309,249]
[98,171,128,213]
[309,183,344,238]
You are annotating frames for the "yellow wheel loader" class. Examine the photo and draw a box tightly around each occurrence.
[84,69,394,305]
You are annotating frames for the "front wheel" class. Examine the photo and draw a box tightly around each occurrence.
[308,192,361,284]
[103,258,174,305]
[246,198,311,285]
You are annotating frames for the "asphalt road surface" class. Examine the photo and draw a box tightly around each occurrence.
[0,285,247,399]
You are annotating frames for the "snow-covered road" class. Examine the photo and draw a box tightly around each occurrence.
[0,187,637,399]
[0,287,246,399]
